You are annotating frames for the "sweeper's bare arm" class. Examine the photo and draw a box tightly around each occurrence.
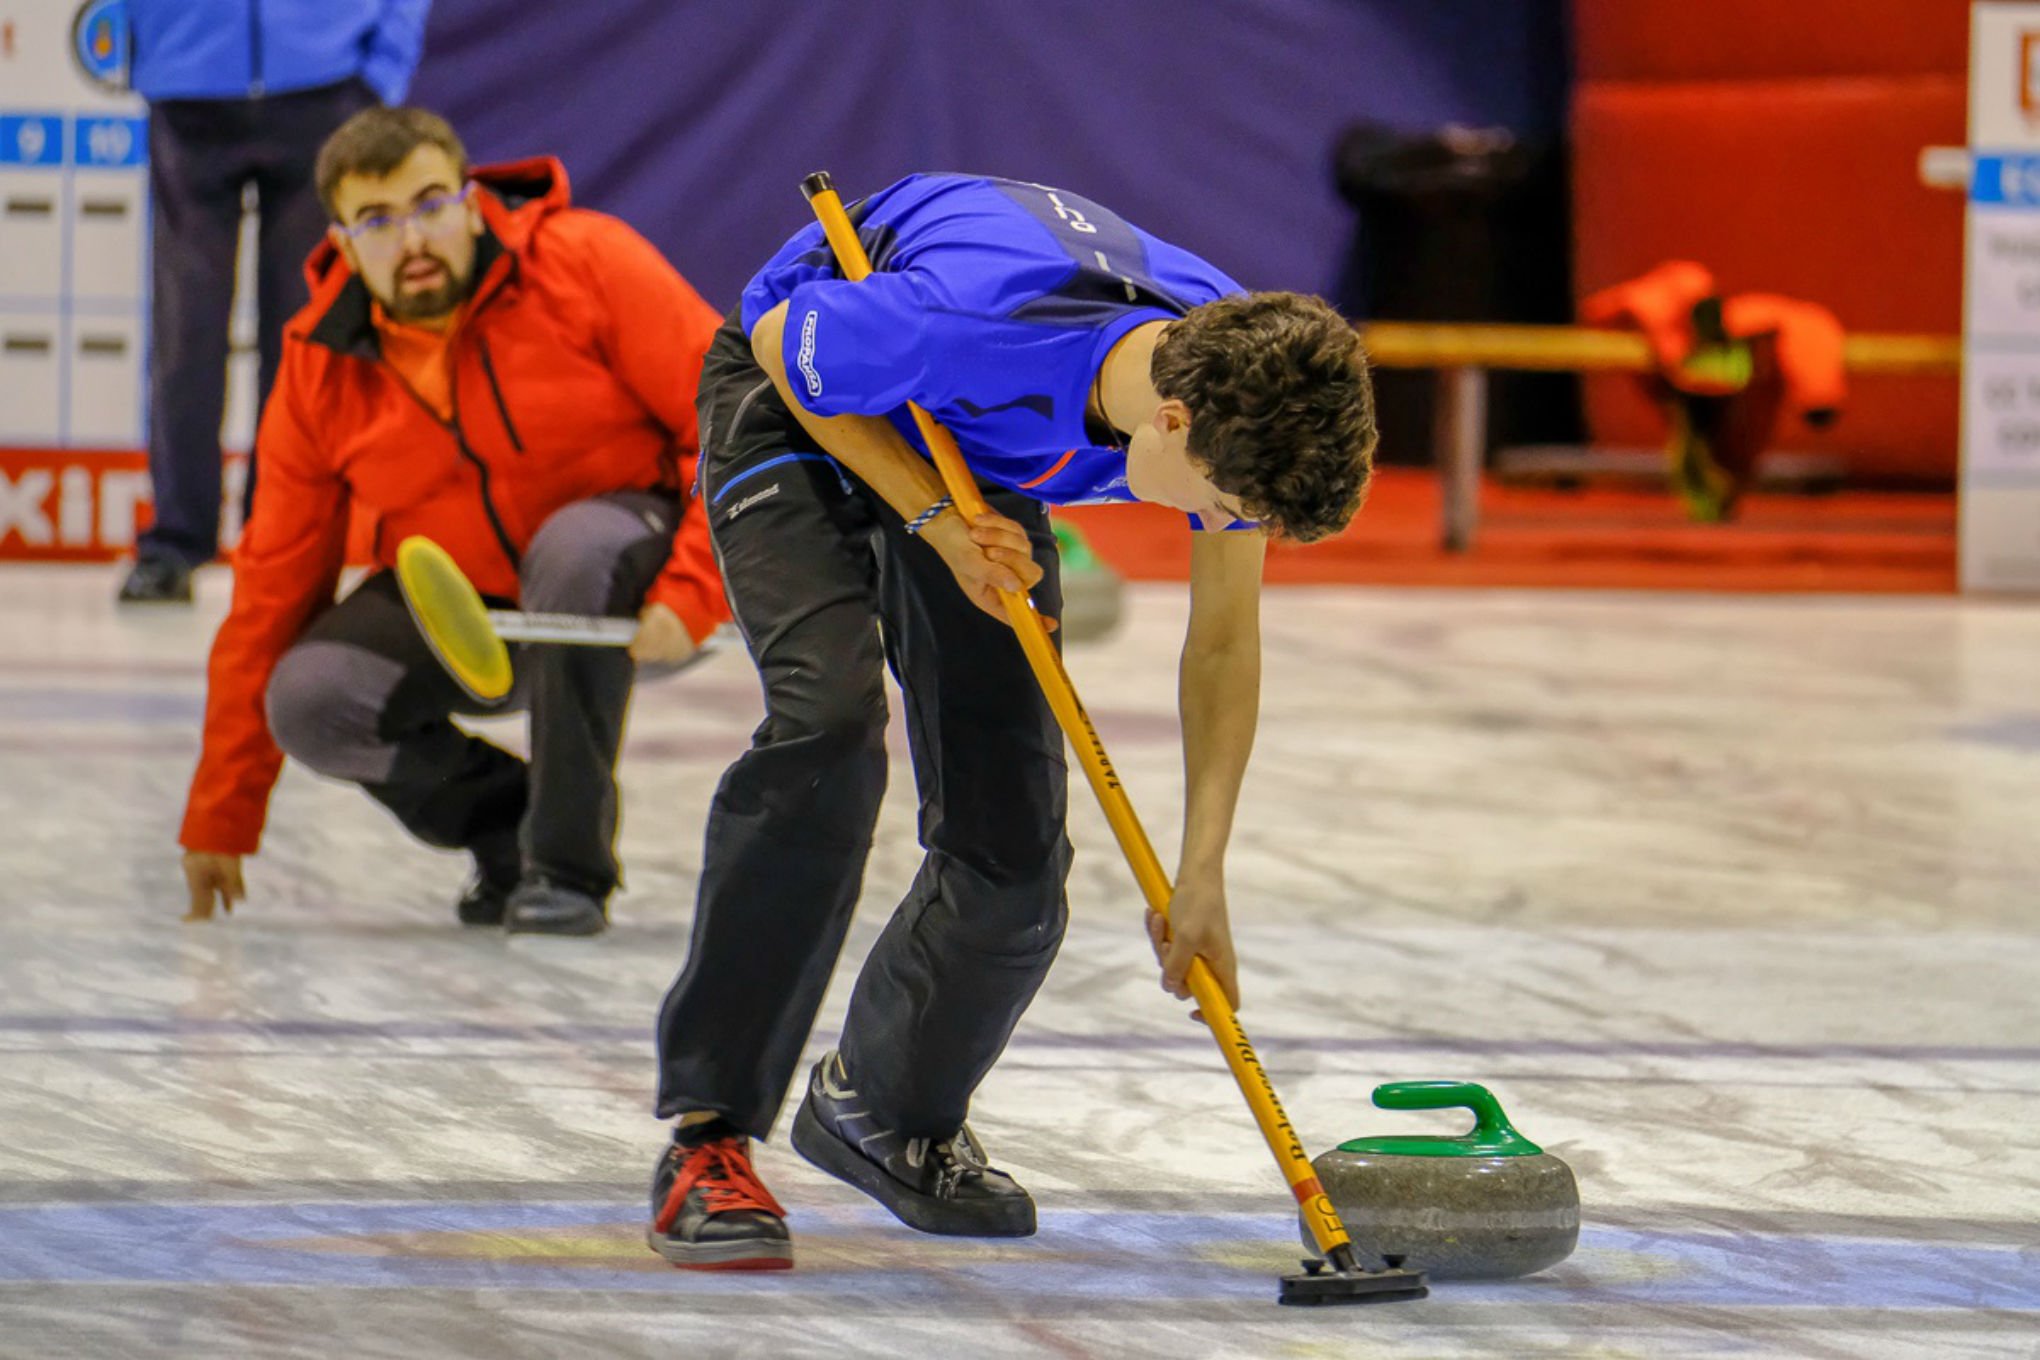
[749,302,1046,627]
[1149,528,1266,1012]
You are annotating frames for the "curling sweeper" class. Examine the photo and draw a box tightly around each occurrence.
[400,172,1574,1305]
[795,169,1432,1306]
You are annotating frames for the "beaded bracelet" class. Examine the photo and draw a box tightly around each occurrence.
[903,495,955,536]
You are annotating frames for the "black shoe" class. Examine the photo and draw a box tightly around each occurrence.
[646,1119,793,1271]
[456,836,520,926]
[790,1051,1035,1237]
[504,877,607,936]
[116,555,193,604]
[455,874,511,926]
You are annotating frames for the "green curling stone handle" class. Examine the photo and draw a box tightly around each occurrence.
[1336,1081,1545,1157]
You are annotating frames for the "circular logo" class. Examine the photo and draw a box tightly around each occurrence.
[71,0,131,93]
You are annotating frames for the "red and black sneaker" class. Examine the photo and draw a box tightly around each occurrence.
[646,1119,793,1271]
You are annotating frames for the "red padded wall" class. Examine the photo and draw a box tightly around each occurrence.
[1577,0,1968,82]
[1571,0,1967,482]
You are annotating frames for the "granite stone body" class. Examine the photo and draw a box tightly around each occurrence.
[1306,1147,1581,1279]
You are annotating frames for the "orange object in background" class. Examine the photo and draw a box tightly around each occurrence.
[1581,263,1845,414]
[1583,261,1847,520]
[1570,0,1965,485]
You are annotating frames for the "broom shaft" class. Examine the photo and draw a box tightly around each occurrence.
[484,611,638,646]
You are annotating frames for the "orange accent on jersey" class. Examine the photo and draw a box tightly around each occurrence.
[1019,448,1078,490]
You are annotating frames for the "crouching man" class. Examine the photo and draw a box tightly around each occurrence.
[178,107,728,936]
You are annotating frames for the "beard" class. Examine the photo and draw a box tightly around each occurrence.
[382,250,472,323]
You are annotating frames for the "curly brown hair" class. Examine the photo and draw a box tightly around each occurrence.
[1150,292,1374,542]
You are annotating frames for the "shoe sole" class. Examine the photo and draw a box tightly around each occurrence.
[790,1096,1036,1237]
[505,914,607,937]
[645,1228,793,1270]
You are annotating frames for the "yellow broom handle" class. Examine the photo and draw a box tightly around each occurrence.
[800,172,1354,1259]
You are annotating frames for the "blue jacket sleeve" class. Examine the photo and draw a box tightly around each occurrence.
[777,272,937,419]
[361,0,430,104]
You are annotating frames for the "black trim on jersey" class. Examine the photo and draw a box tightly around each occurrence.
[1006,278,1188,328]
[989,179,1196,327]
[955,394,1055,420]
[793,218,902,277]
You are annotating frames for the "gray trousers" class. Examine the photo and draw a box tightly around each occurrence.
[263,491,679,895]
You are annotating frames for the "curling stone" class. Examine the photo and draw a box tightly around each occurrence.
[1302,1081,1578,1280]
[1052,519,1125,643]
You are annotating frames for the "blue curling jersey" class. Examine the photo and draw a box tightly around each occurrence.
[740,173,1245,516]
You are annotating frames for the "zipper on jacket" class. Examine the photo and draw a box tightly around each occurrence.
[382,359,523,573]
[447,374,523,570]
[450,423,522,571]
[353,254,524,574]
[475,336,526,453]
[249,0,265,96]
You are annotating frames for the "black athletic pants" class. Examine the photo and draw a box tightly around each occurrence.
[655,313,1072,1140]
[139,78,376,567]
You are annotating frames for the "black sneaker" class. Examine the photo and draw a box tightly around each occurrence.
[455,873,515,927]
[116,555,193,604]
[504,877,607,936]
[646,1119,792,1271]
[456,837,520,927]
[790,1051,1035,1237]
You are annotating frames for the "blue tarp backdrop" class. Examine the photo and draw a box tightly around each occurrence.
[409,0,1567,309]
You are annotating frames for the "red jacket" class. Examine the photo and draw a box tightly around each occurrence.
[181,157,727,855]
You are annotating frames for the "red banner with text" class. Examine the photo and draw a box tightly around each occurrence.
[0,448,248,560]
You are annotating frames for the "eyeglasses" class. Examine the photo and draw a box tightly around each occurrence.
[338,185,472,249]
